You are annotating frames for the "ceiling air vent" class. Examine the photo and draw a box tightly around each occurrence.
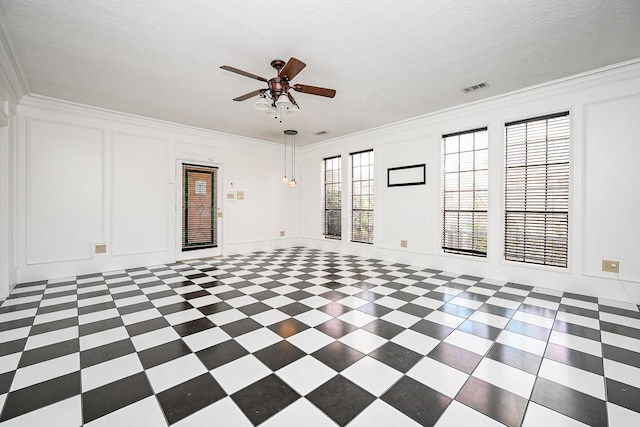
[462,82,489,93]
[313,131,328,135]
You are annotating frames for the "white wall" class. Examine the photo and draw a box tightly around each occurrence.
[11,96,299,290]
[300,60,640,304]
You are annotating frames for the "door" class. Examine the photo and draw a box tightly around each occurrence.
[177,163,221,260]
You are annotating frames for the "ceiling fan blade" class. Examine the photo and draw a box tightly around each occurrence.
[279,57,306,81]
[220,65,268,82]
[233,89,265,102]
[292,84,336,98]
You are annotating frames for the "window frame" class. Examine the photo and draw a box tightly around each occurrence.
[322,155,342,240]
[441,127,489,257]
[504,111,570,268]
[350,149,374,244]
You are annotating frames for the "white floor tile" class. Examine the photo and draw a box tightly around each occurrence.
[538,358,605,399]
[425,310,465,328]
[472,357,536,398]
[607,402,640,427]
[130,327,180,352]
[497,330,548,356]
[12,353,79,391]
[182,327,231,352]
[81,353,143,392]
[287,328,335,354]
[235,327,282,353]
[468,311,510,329]
[410,296,445,310]
[560,297,599,312]
[511,310,555,329]
[407,357,468,398]
[604,359,640,389]
[207,308,247,326]
[348,399,421,427]
[522,402,589,427]
[24,326,78,351]
[250,309,290,326]
[0,352,21,375]
[78,308,120,325]
[339,329,387,354]
[294,309,333,327]
[600,312,640,330]
[276,355,337,396]
[380,310,420,328]
[146,353,207,393]
[79,326,130,351]
[338,310,378,328]
[435,400,505,427]
[84,396,168,427]
[0,395,82,427]
[391,330,440,354]
[212,354,271,395]
[164,308,204,326]
[174,397,251,427]
[121,308,162,325]
[444,330,493,356]
[523,297,560,311]
[548,330,602,357]
[260,397,336,427]
[342,356,402,397]
[555,311,600,330]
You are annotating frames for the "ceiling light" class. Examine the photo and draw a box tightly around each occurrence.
[254,93,271,111]
[275,93,292,109]
[283,130,298,187]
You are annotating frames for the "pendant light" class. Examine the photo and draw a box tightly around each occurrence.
[281,130,289,184]
[284,130,298,187]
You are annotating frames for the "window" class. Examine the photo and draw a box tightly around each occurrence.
[351,149,374,244]
[442,128,488,256]
[504,111,570,267]
[323,156,342,239]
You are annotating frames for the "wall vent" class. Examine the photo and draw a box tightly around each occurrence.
[313,131,328,135]
[462,82,489,93]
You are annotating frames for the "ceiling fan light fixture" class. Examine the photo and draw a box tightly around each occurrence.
[266,105,278,116]
[282,176,289,184]
[254,94,271,111]
[275,93,292,109]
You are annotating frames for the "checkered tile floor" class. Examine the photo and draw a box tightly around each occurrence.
[1,248,640,426]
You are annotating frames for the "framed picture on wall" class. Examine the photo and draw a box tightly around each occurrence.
[387,164,426,187]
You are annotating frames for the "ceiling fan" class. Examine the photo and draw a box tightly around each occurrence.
[220,57,336,117]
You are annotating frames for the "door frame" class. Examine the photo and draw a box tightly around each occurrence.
[175,159,223,261]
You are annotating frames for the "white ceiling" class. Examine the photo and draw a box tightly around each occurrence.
[1,0,639,146]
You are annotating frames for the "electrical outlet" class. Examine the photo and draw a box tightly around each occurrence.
[94,244,107,254]
[400,240,408,248]
[602,260,620,273]
[280,231,285,237]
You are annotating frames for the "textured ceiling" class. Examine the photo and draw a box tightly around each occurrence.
[1,0,640,145]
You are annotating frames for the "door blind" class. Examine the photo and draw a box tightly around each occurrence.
[504,112,570,267]
[182,164,218,250]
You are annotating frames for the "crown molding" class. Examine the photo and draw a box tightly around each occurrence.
[0,7,30,104]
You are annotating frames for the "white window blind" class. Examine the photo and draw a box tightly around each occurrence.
[442,127,488,257]
[350,149,374,244]
[323,155,342,239]
[504,111,570,267]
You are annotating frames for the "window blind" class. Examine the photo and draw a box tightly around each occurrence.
[442,127,488,256]
[323,155,342,239]
[350,149,374,244]
[504,112,570,267]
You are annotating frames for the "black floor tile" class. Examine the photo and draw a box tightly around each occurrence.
[238,301,272,316]
[79,316,123,336]
[558,304,599,319]
[307,375,375,426]
[553,320,601,341]
[278,302,312,317]
[505,319,551,341]
[398,302,433,318]
[544,343,604,375]
[410,319,454,341]
[361,319,405,339]
[0,370,15,395]
[173,317,216,337]
[196,339,249,370]
[369,342,422,373]
[197,301,232,316]
[0,338,27,357]
[478,303,516,319]
[125,317,170,336]
[606,378,640,413]
[315,318,358,339]
[600,321,640,340]
[530,377,607,426]
[232,374,300,425]
[138,339,193,369]
[268,318,310,338]
[80,338,137,369]
[439,303,474,318]
[1,372,81,422]
[357,302,393,317]
[221,318,262,338]
[157,373,227,425]
[319,302,351,317]
[30,317,78,335]
[519,303,557,318]
[18,338,80,368]
[311,341,365,372]
[458,319,502,340]
[457,376,527,427]
[254,340,306,371]
[603,343,640,369]
[381,375,451,426]
[427,342,482,374]
[82,372,153,423]
[485,342,542,375]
